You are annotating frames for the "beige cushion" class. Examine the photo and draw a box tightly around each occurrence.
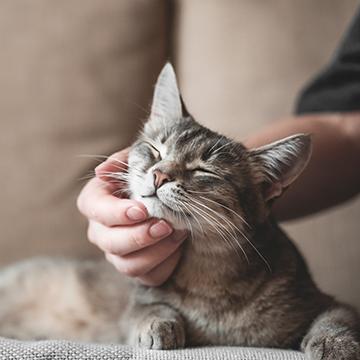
[0,0,167,264]
[176,0,360,310]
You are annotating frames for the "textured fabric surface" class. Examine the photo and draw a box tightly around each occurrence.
[0,338,304,360]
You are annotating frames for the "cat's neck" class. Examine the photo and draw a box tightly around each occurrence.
[169,221,277,298]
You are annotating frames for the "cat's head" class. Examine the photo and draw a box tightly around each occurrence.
[127,64,311,238]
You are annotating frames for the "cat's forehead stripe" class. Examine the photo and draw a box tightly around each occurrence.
[158,143,167,159]
[175,128,204,148]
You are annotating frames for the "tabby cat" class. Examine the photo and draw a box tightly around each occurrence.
[0,64,359,359]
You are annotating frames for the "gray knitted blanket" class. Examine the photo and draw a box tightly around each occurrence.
[0,337,305,360]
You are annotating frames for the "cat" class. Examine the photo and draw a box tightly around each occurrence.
[0,63,359,359]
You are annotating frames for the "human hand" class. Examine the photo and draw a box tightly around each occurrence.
[77,149,187,286]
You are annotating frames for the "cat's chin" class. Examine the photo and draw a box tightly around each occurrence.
[132,195,188,231]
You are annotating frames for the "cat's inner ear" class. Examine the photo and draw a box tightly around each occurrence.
[249,134,312,202]
[150,63,183,122]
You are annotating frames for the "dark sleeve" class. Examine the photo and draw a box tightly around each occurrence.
[295,7,360,114]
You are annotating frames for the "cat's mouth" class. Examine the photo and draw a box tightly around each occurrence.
[141,193,172,210]
[136,189,192,230]
[140,191,182,216]
[141,193,156,198]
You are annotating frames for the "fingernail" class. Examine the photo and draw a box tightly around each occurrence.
[126,206,147,222]
[149,220,173,239]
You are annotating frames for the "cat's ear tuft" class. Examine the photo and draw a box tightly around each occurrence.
[249,134,312,202]
[150,63,183,122]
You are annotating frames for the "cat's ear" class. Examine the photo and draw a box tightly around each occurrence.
[150,63,183,122]
[248,134,312,202]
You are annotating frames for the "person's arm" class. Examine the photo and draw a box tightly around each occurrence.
[261,7,360,221]
[244,112,360,221]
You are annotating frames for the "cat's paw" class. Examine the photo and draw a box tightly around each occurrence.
[137,318,185,350]
[303,332,360,360]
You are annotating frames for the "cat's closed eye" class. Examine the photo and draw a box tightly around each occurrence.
[143,142,161,160]
[192,167,220,178]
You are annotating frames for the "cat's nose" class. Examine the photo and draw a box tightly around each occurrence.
[153,169,172,189]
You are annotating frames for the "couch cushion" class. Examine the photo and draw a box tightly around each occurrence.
[0,338,305,360]
[0,0,168,264]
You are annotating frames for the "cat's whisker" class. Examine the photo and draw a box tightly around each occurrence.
[77,154,112,163]
[198,196,251,229]
[185,195,241,238]
[77,154,145,176]
[104,164,129,172]
[190,204,230,242]
[183,204,231,251]
[78,154,128,165]
[193,195,271,272]
[191,205,243,258]
[207,137,223,154]
[90,171,145,197]
[172,202,195,242]
[183,194,258,265]
[107,158,130,168]
[99,174,128,182]
[187,189,212,195]
[99,170,128,176]
[184,197,248,261]
[102,171,143,186]
[212,140,234,155]
[211,151,233,158]
[112,188,130,197]
[77,154,128,171]
[179,200,205,236]
[78,172,96,181]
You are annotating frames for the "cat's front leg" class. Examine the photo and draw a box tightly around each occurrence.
[301,305,360,360]
[125,303,185,350]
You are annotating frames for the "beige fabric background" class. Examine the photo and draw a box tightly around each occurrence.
[0,0,167,262]
[176,0,360,310]
[0,0,359,315]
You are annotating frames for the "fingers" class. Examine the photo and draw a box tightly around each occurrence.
[77,177,147,226]
[105,231,187,278]
[78,148,186,287]
[87,219,174,256]
[136,248,183,287]
[77,148,148,227]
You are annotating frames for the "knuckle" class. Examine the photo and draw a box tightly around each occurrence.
[87,225,96,244]
[101,228,124,255]
[120,264,143,278]
[76,193,85,213]
[104,252,113,264]
[100,215,111,227]
[129,223,153,248]
[91,212,110,227]
[131,232,150,248]
[90,208,101,223]
[103,234,115,253]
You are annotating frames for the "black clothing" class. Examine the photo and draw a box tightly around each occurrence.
[296,7,360,114]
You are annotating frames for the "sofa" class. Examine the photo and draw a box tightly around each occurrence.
[0,1,359,359]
